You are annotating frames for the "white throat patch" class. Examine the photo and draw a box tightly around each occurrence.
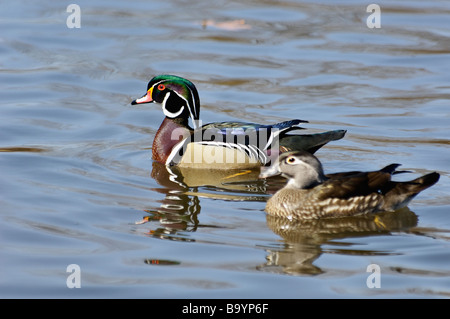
[162,92,185,118]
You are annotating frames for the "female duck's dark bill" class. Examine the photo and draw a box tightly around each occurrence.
[259,163,281,179]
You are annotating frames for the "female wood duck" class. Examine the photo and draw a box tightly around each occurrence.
[259,151,440,220]
[131,75,346,169]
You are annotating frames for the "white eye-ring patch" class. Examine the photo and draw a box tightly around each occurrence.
[286,156,302,165]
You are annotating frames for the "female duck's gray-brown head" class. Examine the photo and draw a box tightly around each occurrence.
[260,151,328,189]
[131,75,201,129]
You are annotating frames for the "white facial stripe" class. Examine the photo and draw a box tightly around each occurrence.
[185,84,198,124]
[172,89,198,129]
[151,80,166,89]
[162,92,185,118]
[187,86,196,118]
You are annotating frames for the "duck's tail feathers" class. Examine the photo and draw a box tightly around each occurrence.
[383,172,440,211]
[380,163,402,174]
[406,172,440,193]
[279,129,347,154]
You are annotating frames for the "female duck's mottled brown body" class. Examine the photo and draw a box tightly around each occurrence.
[260,151,440,220]
[265,187,384,219]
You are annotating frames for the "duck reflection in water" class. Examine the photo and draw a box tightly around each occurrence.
[137,161,267,240]
[258,207,419,275]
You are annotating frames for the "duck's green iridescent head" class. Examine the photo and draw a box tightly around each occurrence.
[132,75,200,128]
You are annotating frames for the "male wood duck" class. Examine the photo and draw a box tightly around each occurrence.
[259,151,440,220]
[131,75,346,169]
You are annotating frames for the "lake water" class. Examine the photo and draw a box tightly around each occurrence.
[1,0,449,299]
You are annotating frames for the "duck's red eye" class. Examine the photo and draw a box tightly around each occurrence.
[157,84,166,91]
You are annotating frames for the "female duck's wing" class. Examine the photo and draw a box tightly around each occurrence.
[316,164,401,200]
